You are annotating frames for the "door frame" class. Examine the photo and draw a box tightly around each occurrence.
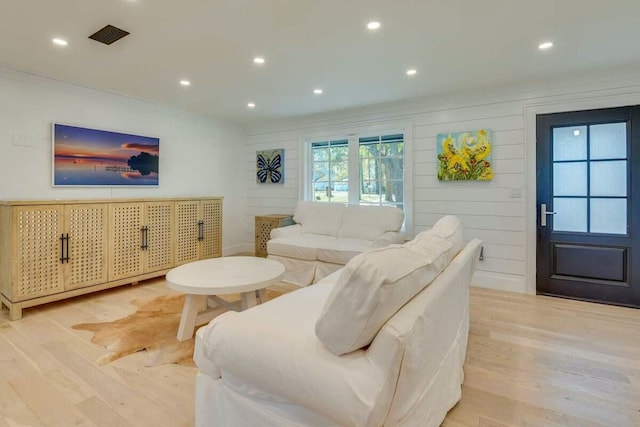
[524,92,640,295]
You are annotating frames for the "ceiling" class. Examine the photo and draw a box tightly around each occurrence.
[2,0,640,124]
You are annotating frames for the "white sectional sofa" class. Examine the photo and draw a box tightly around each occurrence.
[195,216,482,427]
[267,201,405,286]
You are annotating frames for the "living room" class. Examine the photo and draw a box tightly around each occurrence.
[1,1,639,426]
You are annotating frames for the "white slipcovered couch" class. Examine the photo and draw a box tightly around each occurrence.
[267,201,405,286]
[195,216,482,427]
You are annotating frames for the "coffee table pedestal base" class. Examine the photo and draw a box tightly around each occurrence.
[176,289,267,341]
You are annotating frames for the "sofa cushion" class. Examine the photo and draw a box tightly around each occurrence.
[338,205,404,241]
[316,237,374,264]
[315,242,451,356]
[294,201,345,237]
[403,231,453,269]
[431,215,464,256]
[267,234,337,261]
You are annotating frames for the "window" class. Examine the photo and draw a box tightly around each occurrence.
[310,134,404,208]
[302,122,412,232]
[358,134,404,209]
[305,126,410,211]
[311,139,349,203]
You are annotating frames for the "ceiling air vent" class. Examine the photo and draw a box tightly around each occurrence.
[89,25,130,45]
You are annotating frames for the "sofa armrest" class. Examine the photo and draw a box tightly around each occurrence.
[368,239,481,425]
[372,231,406,248]
[270,223,301,239]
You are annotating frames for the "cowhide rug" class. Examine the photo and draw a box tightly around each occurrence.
[72,286,295,367]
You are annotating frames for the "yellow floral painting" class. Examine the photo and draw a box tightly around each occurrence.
[437,129,493,181]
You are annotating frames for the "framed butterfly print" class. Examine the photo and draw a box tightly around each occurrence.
[256,148,284,184]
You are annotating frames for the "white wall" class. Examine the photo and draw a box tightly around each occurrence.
[244,66,640,294]
[0,67,247,254]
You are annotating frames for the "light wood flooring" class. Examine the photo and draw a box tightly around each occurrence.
[1,281,639,427]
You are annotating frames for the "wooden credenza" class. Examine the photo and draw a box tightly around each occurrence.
[0,197,222,320]
[255,214,294,257]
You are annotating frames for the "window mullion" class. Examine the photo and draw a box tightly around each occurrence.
[347,135,359,205]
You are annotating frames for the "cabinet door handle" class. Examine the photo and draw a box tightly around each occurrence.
[198,221,204,241]
[60,234,65,263]
[60,234,70,263]
[141,226,149,250]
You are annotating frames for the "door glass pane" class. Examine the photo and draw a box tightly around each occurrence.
[590,122,626,160]
[553,126,587,161]
[553,162,587,196]
[553,198,587,232]
[591,198,627,234]
[591,161,627,197]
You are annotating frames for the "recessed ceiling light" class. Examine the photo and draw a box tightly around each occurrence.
[367,21,381,30]
[247,102,256,109]
[253,57,265,64]
[52,38,68,46]
[538,41,554,50]
[573,129,580,136]
[179,80,191,86]
[313,89,323,95]
[406,69,417,76]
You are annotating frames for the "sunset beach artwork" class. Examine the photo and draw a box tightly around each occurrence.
[53,124,159,186]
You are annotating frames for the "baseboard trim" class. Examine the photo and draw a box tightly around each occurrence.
[472,271,526,294]
[222,243,253,256]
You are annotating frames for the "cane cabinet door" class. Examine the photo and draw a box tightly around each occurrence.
[175,200,201,266]
[63,204,108,290]
[108,203,144,281]
[175,199,222,265]
[200,199,222,260]
[11,205,65,301]
[143,201,174,273]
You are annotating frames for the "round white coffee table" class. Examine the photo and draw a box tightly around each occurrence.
[166,256,285,341]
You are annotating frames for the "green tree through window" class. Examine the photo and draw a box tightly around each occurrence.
[310,134,404,209]
[359,134,404,209]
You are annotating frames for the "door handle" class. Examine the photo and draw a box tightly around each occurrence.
[540,203,557,227]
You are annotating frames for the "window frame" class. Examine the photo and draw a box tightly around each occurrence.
[299,120,413,234]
